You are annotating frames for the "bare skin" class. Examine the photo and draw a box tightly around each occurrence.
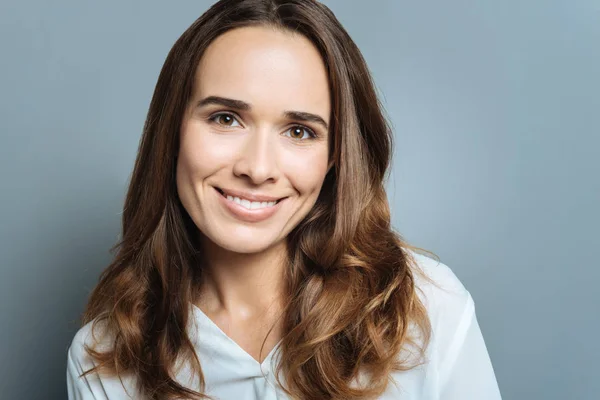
[176,25,332,363]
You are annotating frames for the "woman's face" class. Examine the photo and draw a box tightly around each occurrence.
[177,25,331,254]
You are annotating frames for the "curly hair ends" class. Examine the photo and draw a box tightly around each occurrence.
[79,1,440,399]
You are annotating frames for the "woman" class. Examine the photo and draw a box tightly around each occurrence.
[67,0,501,399]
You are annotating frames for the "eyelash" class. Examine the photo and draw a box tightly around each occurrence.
[207,112,318,140]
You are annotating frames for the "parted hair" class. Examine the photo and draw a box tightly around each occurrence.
[80,0,440,399]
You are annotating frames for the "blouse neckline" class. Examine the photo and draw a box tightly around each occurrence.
[190,303,283,374]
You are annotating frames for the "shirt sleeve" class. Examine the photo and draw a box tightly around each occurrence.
[66,322,143,400]
[438,294,502,399]
[66,344,100,400]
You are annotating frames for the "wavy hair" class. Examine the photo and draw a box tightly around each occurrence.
[80,0,440,399]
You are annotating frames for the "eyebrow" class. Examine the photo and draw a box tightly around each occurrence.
[196,95,329,131]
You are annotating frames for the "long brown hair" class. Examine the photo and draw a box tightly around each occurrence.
[81,1,440,398]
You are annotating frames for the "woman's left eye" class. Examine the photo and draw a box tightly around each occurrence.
[208,112,241,127]
[284,126,316,140]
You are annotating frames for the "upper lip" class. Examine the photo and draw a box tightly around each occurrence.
[216,187,286,202]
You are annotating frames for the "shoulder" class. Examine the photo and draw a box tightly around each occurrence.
[404,247,473,319]
[400,249,502,398]
[68,318,114,369]
[66,318,142,399]
[403,248,476,361]
[67,318,115,387]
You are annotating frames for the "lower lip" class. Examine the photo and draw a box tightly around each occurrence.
[215,187,285,223]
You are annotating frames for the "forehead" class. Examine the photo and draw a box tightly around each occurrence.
[192,25,331,121]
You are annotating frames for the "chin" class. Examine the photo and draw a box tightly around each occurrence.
[204,227,285,255]
[218,239,272,254]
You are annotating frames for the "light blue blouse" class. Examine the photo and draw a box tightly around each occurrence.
[67,250,502,399]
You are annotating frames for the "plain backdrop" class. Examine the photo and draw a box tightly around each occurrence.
[1,1,598,399]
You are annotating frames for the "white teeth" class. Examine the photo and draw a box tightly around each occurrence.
[225,195,277,210]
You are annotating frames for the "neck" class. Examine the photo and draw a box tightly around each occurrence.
[196,236,288,322]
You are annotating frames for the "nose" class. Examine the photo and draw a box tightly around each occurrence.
[232,127,279,185]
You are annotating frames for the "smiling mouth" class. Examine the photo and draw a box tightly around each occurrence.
[215,187,285,205]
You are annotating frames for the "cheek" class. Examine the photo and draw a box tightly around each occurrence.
[178,124,238,177]
[281,145,329,195]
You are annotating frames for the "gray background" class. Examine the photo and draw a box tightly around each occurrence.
[1,0,598,399]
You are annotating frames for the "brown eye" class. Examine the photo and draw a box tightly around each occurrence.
[209,112,241,127]
[217,114,233,125]
[285,126,315,140]
[290,127,303,138]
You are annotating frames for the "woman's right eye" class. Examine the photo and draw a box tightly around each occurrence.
[208,112,241,127]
